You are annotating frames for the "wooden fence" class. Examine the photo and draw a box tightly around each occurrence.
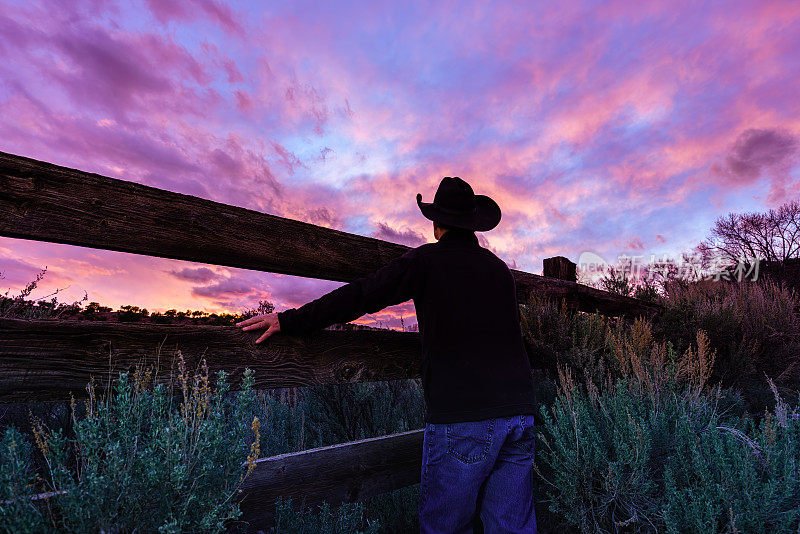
[0,150,661,530]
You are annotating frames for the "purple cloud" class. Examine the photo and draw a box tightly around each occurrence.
[143,0,244,36]
[166,267,220,283]
[718,128,798,183]
[191,277,255,298]
[371,222,427,247]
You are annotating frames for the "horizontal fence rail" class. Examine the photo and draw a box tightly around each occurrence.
[0,150,661,319]
[0,318,421,402]
[237,429,424,530]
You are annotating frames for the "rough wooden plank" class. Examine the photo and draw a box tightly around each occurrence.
[0,150,411,283]
[0,151,660,319]
[512,270,661,318]
[0,318,421,402]
[234,429,423,532]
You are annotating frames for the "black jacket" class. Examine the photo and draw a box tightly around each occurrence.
[277,229,538,424]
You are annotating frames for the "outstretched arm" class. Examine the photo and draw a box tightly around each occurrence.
[237,248,422,342]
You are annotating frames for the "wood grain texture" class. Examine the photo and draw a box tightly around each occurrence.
[0,150,411,283]
[0,151,661,319]
[233,429,423,531]
[0,318,422,402]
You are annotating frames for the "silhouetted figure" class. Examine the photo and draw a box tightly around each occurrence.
[239,176,538,533]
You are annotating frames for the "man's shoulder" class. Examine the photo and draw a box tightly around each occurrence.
[402,241,438,259]
[409,241,510,270]
[387,243,437,269]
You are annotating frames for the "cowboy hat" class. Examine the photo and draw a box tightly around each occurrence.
[416,176,501,231]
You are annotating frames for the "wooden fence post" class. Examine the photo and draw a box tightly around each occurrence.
[543,256,576,282]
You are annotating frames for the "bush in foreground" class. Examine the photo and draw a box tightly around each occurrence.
[0,354,260,533]
[274,497,381,533]
[535,328,800,533]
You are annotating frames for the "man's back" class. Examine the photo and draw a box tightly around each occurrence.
[413,229,537,424]
[249,176,539,532]
[275,227,537,425]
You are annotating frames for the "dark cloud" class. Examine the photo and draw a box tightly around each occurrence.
[718,128,798,183]
[234,90,254,112]
[371,222,427,247]
[0,11,221,126]
[166,267,219,283]
[210,147,243,176]
[49,27,212,120]
[191,277,254,298]
[284,83,329,136]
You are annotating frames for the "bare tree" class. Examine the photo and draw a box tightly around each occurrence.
[599,264,634,297]
[695,200,800,267]
[593,252,704,300]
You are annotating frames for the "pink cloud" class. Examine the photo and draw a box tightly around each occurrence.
[234,90,254,112]
[143,0,244,36]
[371,222,426,247]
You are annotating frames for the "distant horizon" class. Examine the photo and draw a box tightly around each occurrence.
[1,0,798,329]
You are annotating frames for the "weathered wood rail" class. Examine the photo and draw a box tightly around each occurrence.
[237,429,424,529]
[0,150,662,530]
[0,318,420,402]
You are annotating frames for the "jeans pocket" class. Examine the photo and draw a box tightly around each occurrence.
[445,418,494,464]
[513,416,535,455]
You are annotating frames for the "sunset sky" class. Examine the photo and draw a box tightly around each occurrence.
[1,0,799,330]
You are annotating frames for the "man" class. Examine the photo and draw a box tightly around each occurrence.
[237,176,538,533]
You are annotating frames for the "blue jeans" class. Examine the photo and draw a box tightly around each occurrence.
[419,414,537,533]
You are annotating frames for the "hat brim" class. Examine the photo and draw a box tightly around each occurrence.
[416,193,501,231]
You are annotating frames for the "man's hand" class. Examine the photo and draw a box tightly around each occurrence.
[236,313,281,344]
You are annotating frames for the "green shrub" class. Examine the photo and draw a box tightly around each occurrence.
[2,354,261,533]
[251,388,308,457]
[299,380,425,448]
[0,375,428,533]
[534,332,800,533]
[535,377,666,532]
[519,279,800,417]
[520,292,633,411]
[359,485,419,533]
[0,426,48,533]
[653,277,800,409]
[274,497,381,533]
[661,405,800,533]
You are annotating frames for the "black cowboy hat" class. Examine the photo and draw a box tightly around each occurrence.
[416,176,501,232]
